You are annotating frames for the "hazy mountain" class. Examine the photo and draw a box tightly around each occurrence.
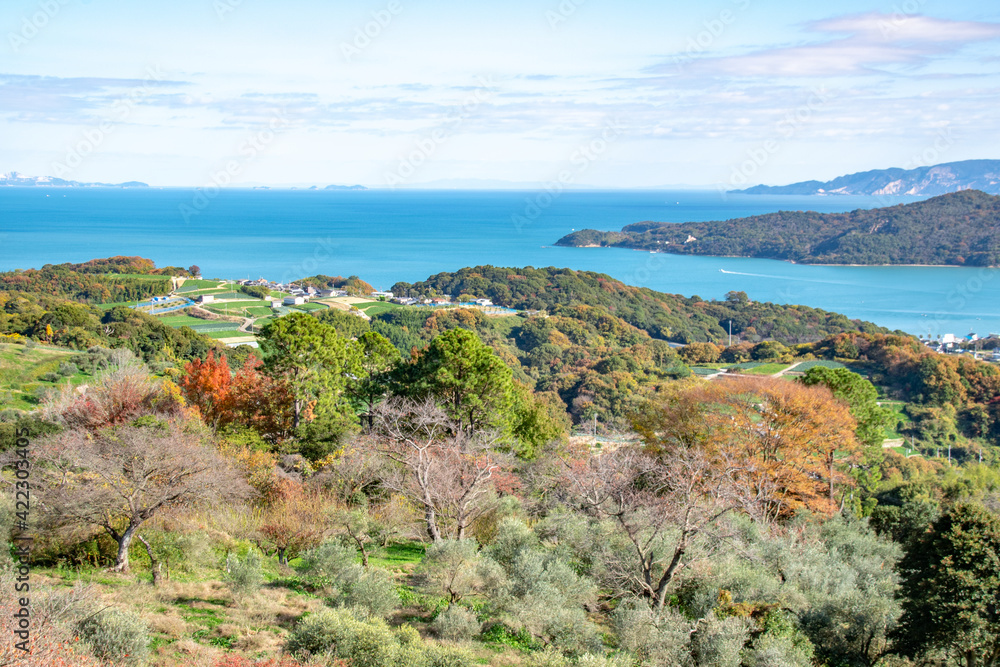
[733,159,1000,196]
[0,171,148,188]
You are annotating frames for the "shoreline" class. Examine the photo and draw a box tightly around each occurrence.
[561,244,998,269]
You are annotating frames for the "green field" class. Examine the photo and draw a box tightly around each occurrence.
[794,359,848,372]
[188,323,244,333]
[726,361,764,370]
[95,300,143,310]
[203,330,253,339]
[881,401,909,437]
[177,279,225,290]
[0,343,88,411]
[291,302,327,312]
[739,363,790,375]
[690,367,723,376]
[357,301,402,316]
[157,314,214,327]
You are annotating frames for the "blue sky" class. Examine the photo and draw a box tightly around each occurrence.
[2,0,999,187]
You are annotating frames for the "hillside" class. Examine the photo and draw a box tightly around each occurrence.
[555,190,1000,266]
[732,159,1000,196]
[391,265,889,343]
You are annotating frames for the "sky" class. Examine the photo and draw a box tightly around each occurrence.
[1,0,999,188]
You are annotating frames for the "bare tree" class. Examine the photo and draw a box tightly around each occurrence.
[371,397,510,541]
[563,445,739,610]
[36,422,249,573]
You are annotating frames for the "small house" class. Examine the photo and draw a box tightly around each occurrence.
[371,291,394,299]
[283,296,305,306]
[199,295,215,304]
[474,298,494,307]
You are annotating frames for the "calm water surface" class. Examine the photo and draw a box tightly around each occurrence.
[1,188,996,337]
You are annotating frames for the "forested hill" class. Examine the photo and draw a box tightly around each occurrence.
[391,265,889,344]
[555,190,1000,266]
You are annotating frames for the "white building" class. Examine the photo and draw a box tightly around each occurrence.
[283,296,305,306]
[199,295,215,304]
[372,291,394,299]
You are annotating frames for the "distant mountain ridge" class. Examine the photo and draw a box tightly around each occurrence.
[0,171,148,188]
[733,159,1000,196]
[555,190,1000,267]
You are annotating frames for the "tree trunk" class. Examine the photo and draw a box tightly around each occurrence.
[136,534,162,587]
[425,506,442,542]
[111,524,139,573]
[293,400,302,430]
[277,547,287,566]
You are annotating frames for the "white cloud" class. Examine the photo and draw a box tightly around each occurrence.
[657,13,1000,78]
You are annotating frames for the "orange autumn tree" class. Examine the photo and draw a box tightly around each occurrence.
[635,377,860,521]
[179,351,233,427]
[180,353,295,445]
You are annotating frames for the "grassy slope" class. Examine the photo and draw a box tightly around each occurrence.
[0,342,89,411]
[28,538,510,667]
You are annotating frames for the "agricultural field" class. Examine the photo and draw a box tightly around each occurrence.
[202,330,251,339]
[290,302,327,312]
[794,359,848,372]
[176,279,226,291]
[95,300,142,310]
[0,342,89,411]
[357,301,403,316]
[739,363,791,375]
[156,315,218,328]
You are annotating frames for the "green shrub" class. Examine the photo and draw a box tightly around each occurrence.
[416,539,482,602]
[58,361,79,376]
[691,616,750,667]
[286,608,403,667]
[224,548,264,598]
[332,566,400,618]
[301,540,399,617]
[432,605,480,641]
[75,607,150,664]
[421,643,479,667]
[613,601,693,666]
[300,539,357,583]
[39,371,61,383]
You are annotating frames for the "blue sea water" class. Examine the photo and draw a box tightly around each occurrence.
[1,187,997,338]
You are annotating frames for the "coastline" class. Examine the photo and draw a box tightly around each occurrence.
[562,244,997,269]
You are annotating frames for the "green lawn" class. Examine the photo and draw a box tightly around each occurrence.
[690,367,723,376]
[740,363,790,375]
[245,306,277,317]
[177,279,225,290]
[357,301,402,316]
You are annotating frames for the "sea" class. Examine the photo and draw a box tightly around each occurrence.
[0,187,997,338]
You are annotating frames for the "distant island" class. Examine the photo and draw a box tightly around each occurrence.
[324,184,368,191]
[0,171,149,188]
[556,190,1000,266]
[732,159,1000,196]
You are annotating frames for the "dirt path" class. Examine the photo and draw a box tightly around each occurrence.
[773,361,806,377]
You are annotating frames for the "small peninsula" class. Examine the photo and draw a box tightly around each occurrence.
[555,190,1000,267]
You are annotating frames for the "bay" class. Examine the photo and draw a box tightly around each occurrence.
[0,187,996,338]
